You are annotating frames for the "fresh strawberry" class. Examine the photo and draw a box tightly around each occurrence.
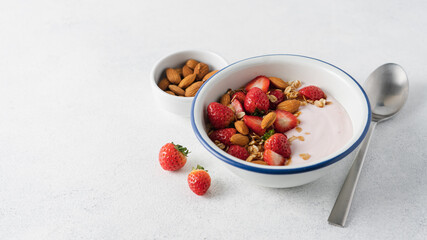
[188,165,211,196]
[244,87,270,114]
[268,89,285,109]
[207,102,235,129]
[243,115,266,136]
[227,145,250,160]
[209,128,236,146]
[230,99,245,117]
[273,110,298,133]
[245,75,270,93]
[264,133,291,158]
[231,91,246,104]
[299,85,325,100]
[263,149,286,166]
[159,142,189,171]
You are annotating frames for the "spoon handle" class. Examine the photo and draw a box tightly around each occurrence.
[328,121,377,227]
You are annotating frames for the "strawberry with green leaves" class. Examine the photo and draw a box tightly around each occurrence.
[188,165,211,196]
[158,142,189,171]
[244,87,270,115]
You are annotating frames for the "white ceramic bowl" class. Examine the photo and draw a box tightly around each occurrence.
[150,50,228,117]
[191,54,371,188]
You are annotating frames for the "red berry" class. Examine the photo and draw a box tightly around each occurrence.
[231,91,246,104]
[264,133,291,158]
[299,85,325,100]
[273,110,298,133]
[268,89,285,109]
[188,165,211,196]
[263,149,286,166]
[209,128,236,146]
[243,115,266,136]
[244,87,270,114]
[207,102,235,129]
[159,143,189,171]
[245,75,270,93]
[227,145,250,160]
[230,99,245,116]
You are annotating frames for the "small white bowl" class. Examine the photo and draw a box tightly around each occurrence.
[191,54,371,188]
[150,50,228,117]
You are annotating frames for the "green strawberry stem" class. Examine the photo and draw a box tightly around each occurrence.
[193,164,208,172]
[172,142,190,156]
[262,129,275,141]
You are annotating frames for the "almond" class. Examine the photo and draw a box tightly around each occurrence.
[186,59,199,69]
[261,112,276,129]
[178,73,196,89]
[168,85,185,96]
[158,78,170,91]
[220,93,231,106]
[194,63,209,80]
[165,90,175,95]
[277,100,300,113]
[268,77,289,89]
[185,81,203,97]
[230,134,249,146]
[202,70,218,81]
[234,120,249,135]
[182,65,193,77]
[166,68,181,84]
[175,68,183,76]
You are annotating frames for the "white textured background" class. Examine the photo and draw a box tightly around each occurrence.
[0,0,426,239]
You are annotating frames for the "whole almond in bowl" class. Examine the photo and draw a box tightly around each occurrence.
[150,50,227,117]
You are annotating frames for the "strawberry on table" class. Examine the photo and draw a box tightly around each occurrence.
[263,149,286,166]
[299,85,325,100]
[268,89,285,109]
[188,165,211,196]
[209,128,236,146]
[227,145,250,160]
[264,133,291,158]
[207,102,235,129]
[231,91,246,104]
[273,110,298,133]
[245,75,270,93]
[159,142,189,171]
[243,115,266,136]
[244,87,270,114]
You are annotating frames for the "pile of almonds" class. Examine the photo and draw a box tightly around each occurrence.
[158,59,218,97]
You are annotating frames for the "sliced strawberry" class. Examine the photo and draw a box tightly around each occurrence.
[230,99,245,117]
[227,145,249,160]
[273,110,298,133]
[264,133,291,158]
[231,91,246,104]
[245,75,270,93]
[209,128,236,146]
[299,85,325,100]
[207,102,235,129]
[243,115,266,136]
[263,149,286,166]
[244,87,270,114]
[268,89,285,109]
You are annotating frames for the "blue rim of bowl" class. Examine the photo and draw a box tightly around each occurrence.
[191,54,371,174]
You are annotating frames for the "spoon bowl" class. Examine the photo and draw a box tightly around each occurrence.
[364,63,409,121]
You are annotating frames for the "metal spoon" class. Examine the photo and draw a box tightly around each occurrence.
[328,63,409,227]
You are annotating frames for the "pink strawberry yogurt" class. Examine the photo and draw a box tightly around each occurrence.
[285,95,353,166]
